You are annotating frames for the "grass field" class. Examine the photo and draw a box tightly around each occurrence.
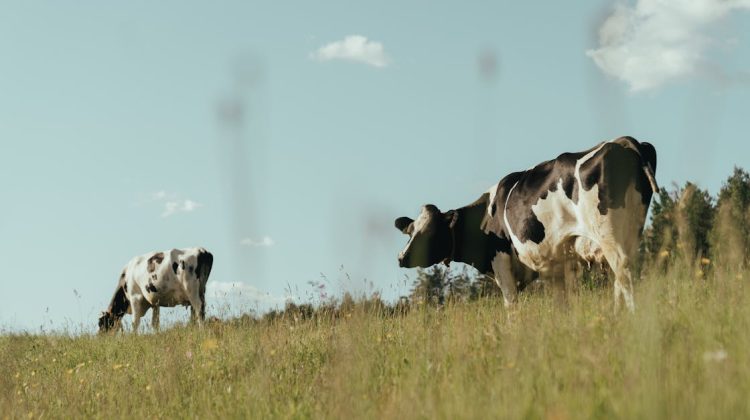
[3,266,750,419]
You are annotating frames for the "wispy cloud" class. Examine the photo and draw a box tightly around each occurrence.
[310,35,390,68]
[161,199,202,218]
[240,236,275,247]
[136,191,203,218]
[206,281,290,305]
[151,190,168,200]
[587,0,750,92]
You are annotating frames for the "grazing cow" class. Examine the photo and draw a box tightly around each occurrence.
[98,247,213,333]
[395,136,657,311]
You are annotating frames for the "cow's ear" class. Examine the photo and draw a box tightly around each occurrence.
[445,210,458,229]
[395,217,413,234]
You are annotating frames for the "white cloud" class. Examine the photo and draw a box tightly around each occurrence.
[151,190,167,200]
[133,190,203,217]
[586,0,750,91]
[310,35,390,68]
[161,199,202,218]
[240,236,275,247]
[206,281,290,305]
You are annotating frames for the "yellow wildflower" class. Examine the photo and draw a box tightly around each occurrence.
[659,250,669,258]
[145,385,152,391]
[701,258,711,265]
[201,339,219,351]
[112,364,124,370]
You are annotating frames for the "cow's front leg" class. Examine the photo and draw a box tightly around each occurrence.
[545,261,568,305]
[563,244,580,295]
[151,306,160,331]
[491,252,518,308]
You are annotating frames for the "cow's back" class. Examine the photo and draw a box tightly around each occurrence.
[502,152,587,245]
[123,249,187,307]
[502,137,656,273]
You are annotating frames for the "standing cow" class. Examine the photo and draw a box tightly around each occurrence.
[98,247,213,333]
[395,136,657,311]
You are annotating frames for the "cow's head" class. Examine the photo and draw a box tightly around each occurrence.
[98,311,120,333]
[98,273,130,334]
[395,204,457,268]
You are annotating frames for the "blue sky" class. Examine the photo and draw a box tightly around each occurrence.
[2,0,749,332]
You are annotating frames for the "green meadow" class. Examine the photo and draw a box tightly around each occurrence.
[3,265,750,419]
[5,169,750,419]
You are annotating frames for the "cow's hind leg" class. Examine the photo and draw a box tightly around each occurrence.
[199,280,207,320]
[601,245,635,313]
[186,283,205,326]
[151,306,160,331]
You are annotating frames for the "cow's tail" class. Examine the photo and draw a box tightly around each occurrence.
[196,250,214,320]
[643,162,659,193]
[636,140,658,194]
[196,250,214,282]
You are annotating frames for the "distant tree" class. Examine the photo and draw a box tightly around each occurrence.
[675,182,715,260]
[444,267,475,303]
[410,266,485,305]
[643,182,714,268]
[339,292,356,314]
[283,302,314,321]
[643,186,678,268]
[359,291,388,315]
[472,274,502,298]
[410,267,449,305]
[710,167,750,270]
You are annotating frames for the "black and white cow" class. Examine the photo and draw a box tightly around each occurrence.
[395,136,657,311]
[98,247,213,332]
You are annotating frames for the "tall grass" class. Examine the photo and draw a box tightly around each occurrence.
[3,265,750,419]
